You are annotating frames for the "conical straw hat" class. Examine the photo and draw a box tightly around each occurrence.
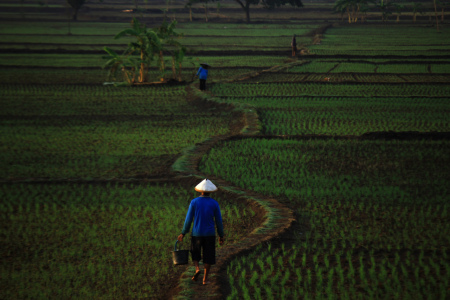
[195,179,218,192]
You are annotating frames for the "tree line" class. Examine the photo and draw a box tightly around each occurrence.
[334,0,448,31]
[39,0,447,24]
[63,0,303,23]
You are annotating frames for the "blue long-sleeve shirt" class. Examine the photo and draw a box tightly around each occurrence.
[196,67,208,80]
[181,196,224,237]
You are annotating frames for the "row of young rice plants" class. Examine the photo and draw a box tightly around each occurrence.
[180,28,314,37]
[314,45,450,52]
[258,97,449,135]
[375,64,430,73]
[0,54,105,68]
[0,54,289,69]
[0,21,321,35]
[293,61,450,74]
[211,82,450,97]
[309,25,450,56]
[430,64,450,73]
[0,44,123,53]
[315,26,450,46]
[184,56,289,68]
[310,49,450,57]
[183,37,308,51]
[0,182,254,299]
[0,43,298,53]
[199,138,450,299]
[241,72,310,83]
[0,21,132,35]
[0,85,233,179]
[0,34,134,45]
[353,74,450,83]
[306,73,357,82]
[0,67,262,85]
[177,22,323,31]
[329,62,375,73]
[0,68,106,85]
[288,61,338,73]
[0,34,306,51]
[239,73,450,84]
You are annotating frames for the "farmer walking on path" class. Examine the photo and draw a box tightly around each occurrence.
[178,179,225,285]
[291,35,297,57]
[196,63,210,91]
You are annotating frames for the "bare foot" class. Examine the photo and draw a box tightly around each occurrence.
[192,270,201,281]
[203,281,209,285]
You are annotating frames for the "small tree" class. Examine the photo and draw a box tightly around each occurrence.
[437,0,450,20]
[66,0,85,21]
[235,0,303,23]
[360,3,370,22]
[185,0,194,21]
[334,0,372,24]
[433,0,440,30]
[377,0,393,22]
[186,0,218,22]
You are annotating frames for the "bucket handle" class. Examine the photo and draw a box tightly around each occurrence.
[174,240,183,251]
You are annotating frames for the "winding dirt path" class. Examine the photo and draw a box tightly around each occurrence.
[167,61,311,299]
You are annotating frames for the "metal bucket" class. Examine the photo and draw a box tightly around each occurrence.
[172,240,189,265]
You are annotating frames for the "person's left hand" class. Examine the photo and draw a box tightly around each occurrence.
[177,234,184,242]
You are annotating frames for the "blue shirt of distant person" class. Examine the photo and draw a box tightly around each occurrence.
[196,66,208,90]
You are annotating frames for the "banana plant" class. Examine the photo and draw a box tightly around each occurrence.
[103,18,188,84]
[114,18,158,83]
[103,47,138,84]
[393,3,404,22]
[377,0,393,22]
[154,20,184,81]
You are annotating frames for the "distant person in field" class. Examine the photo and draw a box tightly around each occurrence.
[291,35,297,56]
[178,179,225,286]
[196,63,210,90]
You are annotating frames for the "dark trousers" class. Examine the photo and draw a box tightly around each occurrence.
[191,236,216,265]
[199,79,206,91]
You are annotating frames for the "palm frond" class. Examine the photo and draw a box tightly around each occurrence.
[115,29,139,39]
[103,46,119,57]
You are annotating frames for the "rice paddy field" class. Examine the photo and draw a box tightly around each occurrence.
[201,138,449,299]
[1,182,255,299]
[1,1,450,299]
[200,24,450,300]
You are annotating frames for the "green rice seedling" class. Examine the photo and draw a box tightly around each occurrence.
[277,256,283,268]
[307,269,312,288]
[266,256,274,273]
[249,271,259,287]
[295,268,302,283]
[264,286,274,300]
